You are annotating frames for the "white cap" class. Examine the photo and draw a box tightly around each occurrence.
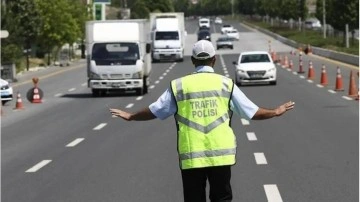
[192,40,215,60]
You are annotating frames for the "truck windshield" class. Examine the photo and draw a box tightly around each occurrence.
[155,31,179,40]
[92,42,140,65]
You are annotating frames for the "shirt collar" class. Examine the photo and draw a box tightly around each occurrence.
[194,65,214,73]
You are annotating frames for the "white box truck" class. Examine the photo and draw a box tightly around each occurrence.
[150,12,186,62]
[86,19,152,96]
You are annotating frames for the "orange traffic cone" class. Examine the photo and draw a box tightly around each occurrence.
[14,92,24,110]
[320,64,328,86]
[307,60,315,80]
[32,88,42,103]
[348,70,358,98]
[278,55,282,65]
[289,59,293,69]
[283,56,289,68]
[334,67,344,91]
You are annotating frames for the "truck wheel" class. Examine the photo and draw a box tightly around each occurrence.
[135,88,144,95]
[92,89,101,97]
[143,78,148,94]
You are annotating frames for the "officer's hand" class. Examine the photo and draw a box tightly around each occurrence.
[276,101,295,116]
[109,108,132,121]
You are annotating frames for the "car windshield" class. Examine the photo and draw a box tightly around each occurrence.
[218,37,231,41]
[155,31,179,40]
[200,20,208,23]
[240,54,270,63]
[92,42,139,65]
[223,25,231,28]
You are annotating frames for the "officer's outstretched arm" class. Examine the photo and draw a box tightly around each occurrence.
[252,101,295,120]
[109,107,156,121]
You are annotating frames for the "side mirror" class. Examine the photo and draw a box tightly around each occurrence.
[146,43,151,54]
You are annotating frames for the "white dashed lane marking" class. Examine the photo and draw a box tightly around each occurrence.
[54,93,63,97]
[246,132,257,141]
[264,184,283,202]
[241,118,250,125]
[93,123,107,130]
[136,96,143,101]
[25,160,52,173]
[254,152,268,165]
[68,88,76,92]
[66,138,85,147]
[125,103,134,108]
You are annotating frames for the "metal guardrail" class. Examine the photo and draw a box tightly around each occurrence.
[243,21,359,67]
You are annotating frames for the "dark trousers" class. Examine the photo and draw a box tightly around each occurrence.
[181,165,232,202]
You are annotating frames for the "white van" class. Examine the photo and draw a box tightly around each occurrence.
[199,18,210,28]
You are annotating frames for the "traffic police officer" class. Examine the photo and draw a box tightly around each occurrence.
[110,40,295,202]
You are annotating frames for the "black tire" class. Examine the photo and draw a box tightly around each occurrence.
[135,88,144,95]
[143,77,148,94]
[270,81,277,85]
[92,89,101,97]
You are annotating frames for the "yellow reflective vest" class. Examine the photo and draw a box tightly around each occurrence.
[170,72,236,169]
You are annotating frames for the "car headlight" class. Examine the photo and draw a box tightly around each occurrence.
[268,67,276,72]
[133,71,143,79]
[90,72,101,79]
[1,85,9,90]
[237,69,245,73]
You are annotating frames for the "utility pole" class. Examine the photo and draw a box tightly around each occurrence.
[322,0,326,38]
[231,0,234,18]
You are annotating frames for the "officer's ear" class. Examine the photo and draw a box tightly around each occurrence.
[210,56,216,67]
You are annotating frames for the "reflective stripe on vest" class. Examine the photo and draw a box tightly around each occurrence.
[171,73,236,169]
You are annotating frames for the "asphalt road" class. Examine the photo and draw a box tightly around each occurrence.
[1,19,359,202]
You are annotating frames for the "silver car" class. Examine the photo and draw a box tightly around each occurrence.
[216,36,234,50]
[0,78,13,105]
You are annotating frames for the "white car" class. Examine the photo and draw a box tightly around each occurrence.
[232,51,277,86]
[225,29,239,40]
[214,17,223,24]
[199,18,210,28]
[1,78,13,105]
[221,24,233,34]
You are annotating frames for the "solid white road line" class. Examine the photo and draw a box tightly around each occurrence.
[26,160,52,173]
[93,123,107,130]
[68,88,76,92]
[125,103,134,108]
[241,118,250,125]
[264,184,283,202]
[66,138,85,147]
[254,152,268,165]
[246,132,257,141]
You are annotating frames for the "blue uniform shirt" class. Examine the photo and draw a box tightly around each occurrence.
[149,66,259,120]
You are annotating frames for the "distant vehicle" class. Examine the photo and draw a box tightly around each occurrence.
[232,51,277,86]
[221,24,234,34]
[216,36,233,49]
[225,29,239,40]
[150,12,186,62]
[214,17,223,24]
[304,18,321,30]
[0,78,13,105]
[199,18,210,28]
[197,30,211,41]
